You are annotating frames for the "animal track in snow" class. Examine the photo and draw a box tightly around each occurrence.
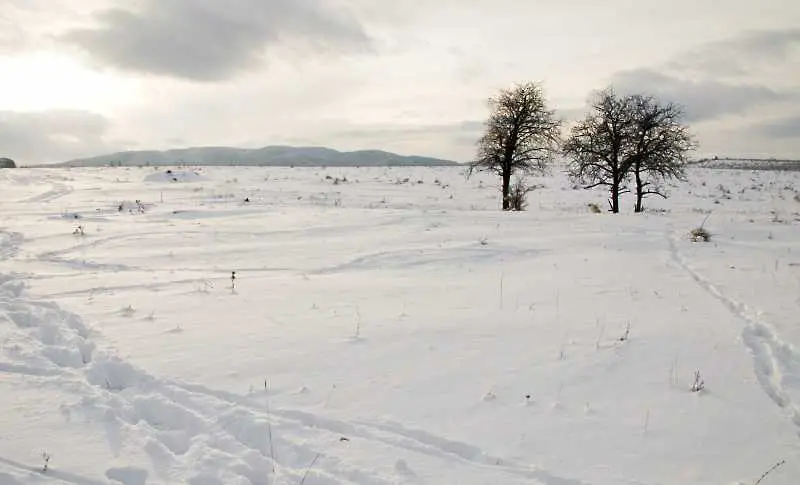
[668,233,800,436]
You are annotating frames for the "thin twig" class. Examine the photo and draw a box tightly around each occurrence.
[699,212,712,230]
[299,452,322,485]
[265,379,276,480]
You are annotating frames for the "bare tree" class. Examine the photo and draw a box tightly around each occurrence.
[629,95,695,212]
[563,88,636,213]
[564,88,694,213]
[468,82,561,210]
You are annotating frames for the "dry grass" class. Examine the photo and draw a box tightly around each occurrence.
[506,179,532,211]
[689,227,711,242]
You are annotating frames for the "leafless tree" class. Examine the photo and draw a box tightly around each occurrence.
[564,88,694,213]
[563,88,635,213]
[629,95,695,212]
[468,82,561,210]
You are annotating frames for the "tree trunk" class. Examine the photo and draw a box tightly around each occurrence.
[609,181,620,213]
[634,169,644,213]
[502,169,511,211]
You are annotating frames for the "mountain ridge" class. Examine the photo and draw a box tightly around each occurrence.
[45,145,461,168]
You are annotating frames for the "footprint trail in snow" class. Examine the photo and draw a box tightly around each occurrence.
[0,270,565,485]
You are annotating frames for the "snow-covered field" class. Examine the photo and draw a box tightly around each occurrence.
[1,164,799,485]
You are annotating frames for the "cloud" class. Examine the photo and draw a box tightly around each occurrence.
[753,116,800,139]
[60,0,371,81]
[600,27,800,129]
[0,110,121,164]
[0,0,106,53]
[609,68,794,122]
[670,28,800,76]
[328,120,483,142]
[0,2,38,53]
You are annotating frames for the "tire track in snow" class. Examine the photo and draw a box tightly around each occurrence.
[667,233,800,436]
[1,273,581,485]
[23,182,74,203]
[36,232,178,260]
[170,384,586,485]
[33,233,154,273]
[312,244,540,275]
[353,420,586,485]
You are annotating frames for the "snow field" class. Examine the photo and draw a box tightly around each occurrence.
[1,165,799,484]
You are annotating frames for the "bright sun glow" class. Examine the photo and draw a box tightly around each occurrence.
[0,51,140,112]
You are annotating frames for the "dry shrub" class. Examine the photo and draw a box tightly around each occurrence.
[689,227,711,242]
[506,179,532,211]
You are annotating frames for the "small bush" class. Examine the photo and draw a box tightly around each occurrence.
[690,227,711,242]
[690,214,713,242]
[587,202,602,214]
[506,179,532,211]
[690,370,705,392]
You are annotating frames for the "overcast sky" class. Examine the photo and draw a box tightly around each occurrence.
[1,0,798,164]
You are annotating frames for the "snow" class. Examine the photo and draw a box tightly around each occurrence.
[143,169,207,184]
[1,164,799,485]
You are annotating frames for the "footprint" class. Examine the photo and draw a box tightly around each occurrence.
[156,430,195,455]
[135,395,194,428]
[106,466,148,485]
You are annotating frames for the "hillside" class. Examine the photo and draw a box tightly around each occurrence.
[49,146,461,168]
[691,157,800,171]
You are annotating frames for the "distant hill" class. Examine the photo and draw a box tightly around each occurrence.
[47,146,461,168]
[690,157,800,171]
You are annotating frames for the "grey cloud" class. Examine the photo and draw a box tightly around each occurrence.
[332,120,483,145]
[0,110,119,164]
[753,116,800,138]
[670,28,800,75]
[610,68,793,122]
[0,0,105,52]
[723,28,800,61]
[60,0,371,81]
